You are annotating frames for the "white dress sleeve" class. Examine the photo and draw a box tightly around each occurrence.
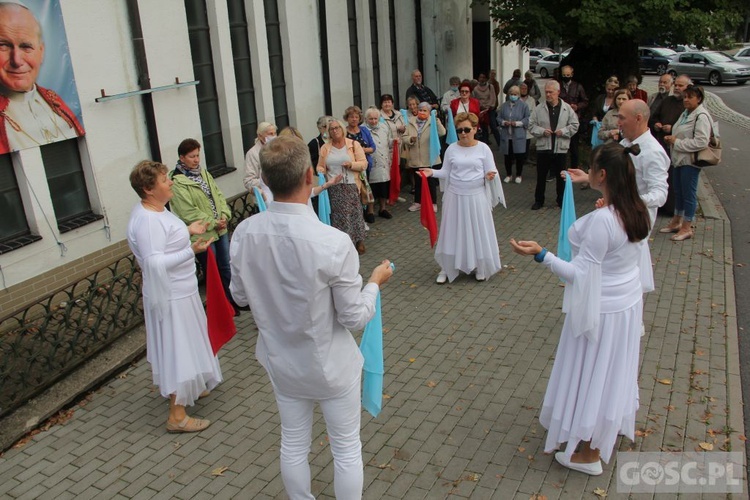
[541,211,613,342]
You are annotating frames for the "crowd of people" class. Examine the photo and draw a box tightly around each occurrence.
[124,63,717,497]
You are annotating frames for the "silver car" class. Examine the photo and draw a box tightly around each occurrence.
[735,46,750,62]
[529,48,554,71]
[535,53,562,79]
[667,51,750,85]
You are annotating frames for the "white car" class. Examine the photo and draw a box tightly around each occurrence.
[735,46,750,62]
[529,48,554,71]
[535,53,562,78]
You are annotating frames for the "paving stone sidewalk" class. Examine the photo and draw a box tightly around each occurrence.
[0,150,745,499]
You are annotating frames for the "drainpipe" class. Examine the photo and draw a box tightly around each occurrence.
[125,0,161,162]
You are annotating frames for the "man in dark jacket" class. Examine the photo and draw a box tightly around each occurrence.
[405,69,438,110]
[558,65,588,168]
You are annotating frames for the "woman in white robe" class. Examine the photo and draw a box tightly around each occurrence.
[510,142,651,475]
[126,160,223,433]
[421,112,503,283]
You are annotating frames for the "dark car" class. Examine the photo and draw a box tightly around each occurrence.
[667,51,750,85]
[639,47,676,75]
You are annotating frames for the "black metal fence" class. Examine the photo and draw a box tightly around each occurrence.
[0,193,256,419]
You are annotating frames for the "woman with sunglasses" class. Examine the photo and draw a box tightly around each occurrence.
[449,81,480,117]
[421,112,502,283]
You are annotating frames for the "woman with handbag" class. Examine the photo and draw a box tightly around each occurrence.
[317,119,368,254]
[662,85,713,241]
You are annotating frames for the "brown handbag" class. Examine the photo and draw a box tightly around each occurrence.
[693,113,721,167]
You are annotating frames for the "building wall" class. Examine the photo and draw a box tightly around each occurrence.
[0,0,481,309]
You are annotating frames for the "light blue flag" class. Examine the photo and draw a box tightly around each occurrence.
[590,120,603,149]
[317,173,331,225]
[253,187,267,212]
[400,109,409,125]
[429,110,440,165]
[445,109,458,145]
[360,292,383,418]
[557,172,576,262]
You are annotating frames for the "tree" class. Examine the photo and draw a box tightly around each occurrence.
[481,0,745,96]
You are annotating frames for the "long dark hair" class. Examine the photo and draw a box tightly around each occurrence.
[591,143,650,242]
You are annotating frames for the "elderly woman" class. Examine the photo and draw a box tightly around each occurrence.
[379,95,408,202]
[511,142,651,475]
[591,77,620,122]
[523,71,542,102]
[406,101,446,212]
[497,85,530,184]
[127,160,222,433]
[317,119,368,253]
[364,106,393,219]
[662,85,712,241]
[450,81,481,117]
[626,75,648,103]
[168,139,236,313]
[421,112,501,283]
[243,121,277,202]
[344,106,377,223]
[598,89,631,144]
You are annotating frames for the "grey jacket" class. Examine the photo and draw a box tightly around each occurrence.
[529,100,579,153]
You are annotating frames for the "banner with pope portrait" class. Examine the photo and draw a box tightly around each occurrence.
[0,0,84,153]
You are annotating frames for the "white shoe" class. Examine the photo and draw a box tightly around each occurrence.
[515,176,522,184]
[475,271,486,282]
[503,176,512,183]
[436,272,447,284]
[397,196,406,202]
[364,223,370,231]
[433,204,438,213]
[408,203,421,212]
[554,452,603,476]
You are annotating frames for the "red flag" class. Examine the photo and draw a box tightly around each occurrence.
[418,172,438,247]
[388,140,401,204]
[206,247,236,355]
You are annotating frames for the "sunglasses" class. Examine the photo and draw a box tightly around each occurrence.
[456,127,473,134]
[459,90,470,94]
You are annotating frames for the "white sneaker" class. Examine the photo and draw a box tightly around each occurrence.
[408,203,421,212]
[554,452,603,476]
[364,223,370,231]
[436,271,447,284]
[433,204,438,213]
[503,176,512,183]
[397,196,406,202]
[515,176,522,184]
[475,271,486,281]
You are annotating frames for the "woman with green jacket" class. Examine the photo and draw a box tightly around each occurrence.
[169,138,236,314]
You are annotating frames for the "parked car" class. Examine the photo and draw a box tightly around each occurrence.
[536,53,562,78]
[734,46,750,62]
[667,51,750,85]
[529,48,554,71]
[674,44,697,53]
[639,47,677,75]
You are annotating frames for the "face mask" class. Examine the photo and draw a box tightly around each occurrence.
[509,95,519,102]
[322,132,329,140]
[451,86,458,92]
[561,76,571,83]
[264,136,276,145]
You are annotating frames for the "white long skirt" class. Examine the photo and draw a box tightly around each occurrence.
[144,293,223,406]
[540,301,642,464]
[434,188,501,282]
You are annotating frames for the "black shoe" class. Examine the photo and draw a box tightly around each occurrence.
[365,213,376,223]
[531,202,543,210]
[378,210,393,219]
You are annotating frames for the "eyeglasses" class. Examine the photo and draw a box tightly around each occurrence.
[456,127,473,134]
[328,126,341,131]
[459,90,470,94]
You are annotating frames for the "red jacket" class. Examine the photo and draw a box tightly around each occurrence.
[450,97,481,117]
[0,86,85,153]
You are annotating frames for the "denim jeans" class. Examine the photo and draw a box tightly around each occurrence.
[273,379,363,499]
[673,165,701,221]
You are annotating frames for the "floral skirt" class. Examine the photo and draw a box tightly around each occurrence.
[329,183,366,244]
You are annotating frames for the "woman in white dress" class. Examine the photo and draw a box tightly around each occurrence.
[510,142,651,475]
[421,112,502,283]
[127,160,223,433]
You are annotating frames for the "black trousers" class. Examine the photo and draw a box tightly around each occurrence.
[504,141,527,177]
[413,169,438,204]
[535,152,566,206]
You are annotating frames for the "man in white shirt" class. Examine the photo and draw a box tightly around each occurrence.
[618,99,670,228]
[230,135,393,500]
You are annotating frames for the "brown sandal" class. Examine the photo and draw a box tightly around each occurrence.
[166,416,210,433]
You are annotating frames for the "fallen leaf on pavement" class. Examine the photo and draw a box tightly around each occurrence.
[657,378,672,385]
[593,487,608,498]
[699,442,714,451]
[426,380,437,388]
[211,466,229,476]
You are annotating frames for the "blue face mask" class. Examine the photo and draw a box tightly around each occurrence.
[509,95,519,102]
[451,86,458,92]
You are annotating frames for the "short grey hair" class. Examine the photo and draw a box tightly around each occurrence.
[545,80,560,91]
[417,101,431,111]
[259,135,311,197]
[316,115,332,128]
[449,76,461,86]
[364,106,380,119]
